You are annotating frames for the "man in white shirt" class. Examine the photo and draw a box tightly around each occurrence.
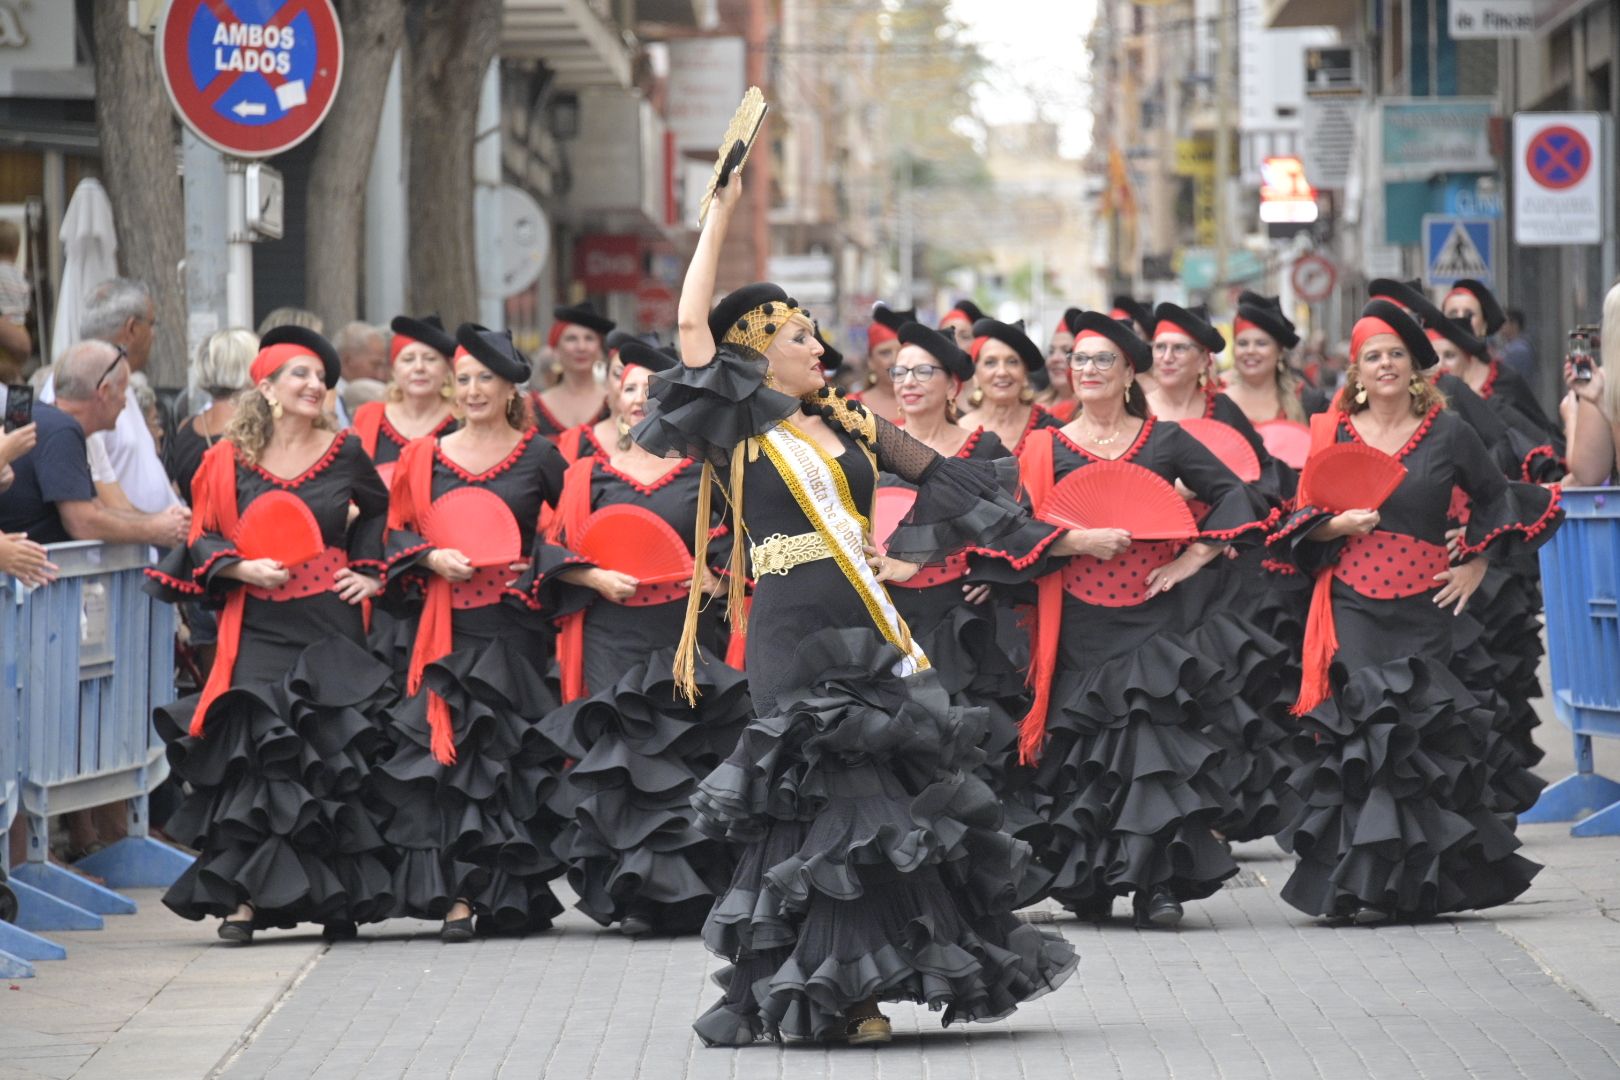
[39,278,180,513]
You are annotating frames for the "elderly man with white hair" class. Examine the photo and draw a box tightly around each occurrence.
[39,278,181,514]
[331,320,388,427]
[0,339,188,547]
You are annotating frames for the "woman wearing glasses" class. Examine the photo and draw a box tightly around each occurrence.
[957,318,1064,455]
[1007,312,1278,928]
[877,321,1044,868]
[144,327,394,944]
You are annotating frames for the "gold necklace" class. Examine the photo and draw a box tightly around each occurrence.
[1080,419,1127,446]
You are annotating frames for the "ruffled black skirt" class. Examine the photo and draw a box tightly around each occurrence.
[1033,601,1256,911]
[690,628,1076,1046]
[155,595,396,928]
[1281,655,1542,918]
[370,609,569,932]
[1464,563,1547,769]
[542,643,751,932]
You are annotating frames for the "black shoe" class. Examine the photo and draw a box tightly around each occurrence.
[321,921,358,942]
[1351,905,1391,926]
[440,916,475,943]
[1135,889,1183,929]
[218,919,254,944]
[619,906,655,937]
[1067,895,1114,922]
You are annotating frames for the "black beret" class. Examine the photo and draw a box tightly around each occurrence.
[389,314,456,359]
[1367,278,1429,313]
[1444,279,1506,335]
[1358,299,1439,370]
[1111,295,1153,334]
[454,322,533,384]
[939,299,985,326]
[261,325,340,388]
[872,301,917,332]
[553,301,616,338]
[1071,310,1153,372]
[709,282,795,346]
[1059,306,1084,336]
[604,328,640,354]
[970,318,1049,390]
[814,321,845,374]
[1151,302,1226,353]
[617,338,680,375]
[1394,288,1489,361]
[1234,290,1300,349]
[897,321,974,381]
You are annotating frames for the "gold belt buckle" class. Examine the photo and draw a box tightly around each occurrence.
[750,531,829,576]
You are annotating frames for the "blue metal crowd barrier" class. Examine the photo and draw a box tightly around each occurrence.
[0,542,194,976]
[1523,487,1620,835]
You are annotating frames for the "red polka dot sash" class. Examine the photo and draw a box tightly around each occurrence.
[1336,530,1449,599]
[1059,540,1180,607]
[246,547,349,601]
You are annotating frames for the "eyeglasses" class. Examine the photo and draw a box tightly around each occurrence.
[1152,341,1198,359]
[887,364,944,383]
[1069,352,1121,371]
[95,345,128,390]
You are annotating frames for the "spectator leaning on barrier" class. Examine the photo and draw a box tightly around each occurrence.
[0,339,189,548]
[39,278,182,514]
[1560,280,1620,486]
[0,413,54,585]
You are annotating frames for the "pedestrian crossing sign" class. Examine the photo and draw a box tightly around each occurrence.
[1422,215,1495,287]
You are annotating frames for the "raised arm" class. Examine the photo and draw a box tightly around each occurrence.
[677,146,746,369]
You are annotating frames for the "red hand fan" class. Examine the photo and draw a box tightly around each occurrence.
[234,490,325,566]
[1255,419,1311,470]
[420,487,523,567]
[1040,460,1199,540]
[572,503,695,585]
[872,486,917,555]
[1299,443,1408,514]
[1175,417,1262,482]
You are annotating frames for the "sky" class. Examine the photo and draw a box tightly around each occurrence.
[948,0,1098,158]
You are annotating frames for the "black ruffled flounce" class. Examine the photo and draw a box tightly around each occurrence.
[1280,656,1541,918]
[634,344,800,465]
[1466,565,1547,770]
[1032,617,1250,910]
[155,634,397,928]
[541,647,752,931]
[690,628,1076,1045]
[371,635,570,931]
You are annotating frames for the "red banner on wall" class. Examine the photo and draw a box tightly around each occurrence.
[574,235,642,293]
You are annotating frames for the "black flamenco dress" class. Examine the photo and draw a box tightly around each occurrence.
[144,434,396,929]
[1268,406,1561,918]
[1180,389,1303,843]
[878,428,1045,875]
[540,454,752,933]
[371,428,577,932]
[1009,418,1284,918]
[634,346,1077,1046]
[349,400,459,670]
[528,390,610,444]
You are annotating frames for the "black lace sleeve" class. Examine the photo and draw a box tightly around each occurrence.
[867,415,1035,565]
[631,344,801,466]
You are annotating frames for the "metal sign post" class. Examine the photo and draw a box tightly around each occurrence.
[155,0,343,329]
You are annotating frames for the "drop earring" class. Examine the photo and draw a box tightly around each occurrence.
[269,398,283,420]
[1353,381,1368,406]
[616,416,633,451]
[968,386,984,408]
[1408,374,1424,398]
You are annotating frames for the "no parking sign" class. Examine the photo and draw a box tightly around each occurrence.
[156,0,344,159]
[1512,112,1608,246]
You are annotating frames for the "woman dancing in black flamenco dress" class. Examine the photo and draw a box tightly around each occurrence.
[633,165,1077,1046]
[373,324,632,941]
[145,327,394,943]
[541,341,751,937]
[998,311,1282,929]
[1269,301,1560,923]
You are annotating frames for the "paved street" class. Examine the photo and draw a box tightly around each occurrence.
[5,721,1620,1080]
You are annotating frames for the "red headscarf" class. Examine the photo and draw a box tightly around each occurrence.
[1349,316,1398,361]
[249,343,317,386]
[867,322,898,350]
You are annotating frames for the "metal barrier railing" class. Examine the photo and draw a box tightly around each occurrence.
[0,542,193,976]
[1523,487,1620,836]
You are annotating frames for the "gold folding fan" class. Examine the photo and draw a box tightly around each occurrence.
[697,87,769,228]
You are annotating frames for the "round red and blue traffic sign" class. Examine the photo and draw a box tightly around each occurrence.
[156,0,344,159]
[1525,125,1592,191]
